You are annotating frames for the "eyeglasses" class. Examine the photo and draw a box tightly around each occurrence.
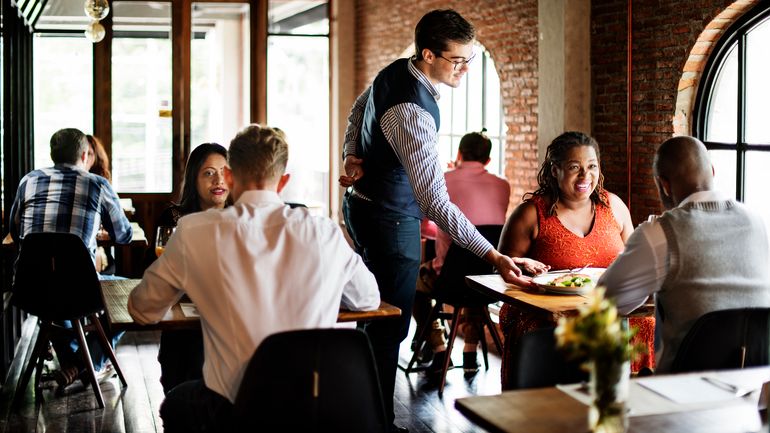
[435,52,476,71]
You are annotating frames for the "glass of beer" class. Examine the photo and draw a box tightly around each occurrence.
[155,226,176,257]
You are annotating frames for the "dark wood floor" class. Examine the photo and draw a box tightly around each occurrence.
[0,318,500,432]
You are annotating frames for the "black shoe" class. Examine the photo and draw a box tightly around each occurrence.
[427,350,453,377]
[463,351,479,376]
[417,344,434,364]
[390,425,409,433]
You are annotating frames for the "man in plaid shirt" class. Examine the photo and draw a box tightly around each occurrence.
[9,127,132,391]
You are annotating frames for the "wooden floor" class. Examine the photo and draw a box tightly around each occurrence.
[0,318,501,433]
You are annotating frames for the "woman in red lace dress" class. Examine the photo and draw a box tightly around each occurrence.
[497,131,654,389]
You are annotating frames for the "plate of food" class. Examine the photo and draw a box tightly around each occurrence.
[532,267,606,295]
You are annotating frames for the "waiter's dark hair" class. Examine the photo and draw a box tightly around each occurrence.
[414,9,475,60]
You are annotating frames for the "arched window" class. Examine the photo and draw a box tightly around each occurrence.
[694,5,770,230]
[437,44,505,176]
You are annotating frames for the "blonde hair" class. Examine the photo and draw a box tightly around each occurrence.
[228,124,289,184]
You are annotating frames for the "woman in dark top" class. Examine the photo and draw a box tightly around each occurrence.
[152,143,230,393]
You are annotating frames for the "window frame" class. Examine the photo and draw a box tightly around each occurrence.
[693,5,770,201]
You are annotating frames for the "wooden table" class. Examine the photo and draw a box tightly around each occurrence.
[465,274,655,320]
[456,367,768,433]
[101,279,401,332]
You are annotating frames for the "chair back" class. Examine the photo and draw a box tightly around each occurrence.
[508,327,587,390]
[12,232,104,321]
[435,224,503,305]
[670,307,770,373]
[232,328,388,433]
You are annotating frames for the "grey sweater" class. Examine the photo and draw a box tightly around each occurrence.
[656,199,770,372]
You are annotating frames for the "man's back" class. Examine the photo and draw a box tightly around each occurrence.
[130,190,379,402]
[10,164,132,259]
[656,199,770,371]
[433,162,510,272]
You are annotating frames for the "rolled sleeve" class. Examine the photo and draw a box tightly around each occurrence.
[343,87,371,159]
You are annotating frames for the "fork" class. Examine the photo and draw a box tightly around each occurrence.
[549,263,593,274]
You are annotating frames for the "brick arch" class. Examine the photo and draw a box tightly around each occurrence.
[673,0,758,136]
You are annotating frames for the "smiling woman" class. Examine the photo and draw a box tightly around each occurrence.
[496,131,647,389]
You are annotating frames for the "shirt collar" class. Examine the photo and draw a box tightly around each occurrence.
[53,163,86,173]
[678,190,729,207]
[408,57,440,101]
[235,189,284,206]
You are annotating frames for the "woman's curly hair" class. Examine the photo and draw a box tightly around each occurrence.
[524,131,608,215]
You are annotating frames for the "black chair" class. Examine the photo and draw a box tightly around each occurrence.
[507,327,587,389]
[406,225,505,396]
[12,233,127,408]
[232,328,388,433]
[670,307,770,373]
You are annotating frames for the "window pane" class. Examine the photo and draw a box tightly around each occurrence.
[436,44,505,176]
[708,149,737,199]
[33,36,93,169]
[705,44,738,143]
[268,0,328,35]
[267,35,328,213]
[191,3,250,149]
[746,17,770,144]
[744,151,770,255]
[111,2,172,193]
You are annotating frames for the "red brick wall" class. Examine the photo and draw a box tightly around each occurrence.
[354,0,540,206]
[592,0,756,223]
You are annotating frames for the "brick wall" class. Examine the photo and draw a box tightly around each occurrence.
[354,0,758,224]
[592,0,757,223]
[354,0,540,206]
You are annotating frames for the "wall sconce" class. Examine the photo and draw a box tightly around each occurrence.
[84,0,110,43]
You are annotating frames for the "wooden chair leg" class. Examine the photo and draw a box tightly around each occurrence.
[482,307,504,355]
[89,314,127,388]
[478,311,490,370]
[73,319,104,409]
[405,303,442,373]
[439,307,462,397]
[14,322,49,407]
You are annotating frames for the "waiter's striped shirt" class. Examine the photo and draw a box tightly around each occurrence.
[343,58,493,258]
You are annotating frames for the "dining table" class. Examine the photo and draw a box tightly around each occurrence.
[465,274,655,320]
[101,279,402,332]
[455,366,769,433]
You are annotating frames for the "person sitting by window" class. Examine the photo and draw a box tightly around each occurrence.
[129,124,379,433]
[600,135,770,372]
[85,134,115,274]
[9,128,132,391]
[413,130,510,376]
[146,143,230,394]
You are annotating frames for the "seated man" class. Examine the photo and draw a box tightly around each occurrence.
[128,124,380,433]
[9,127,133,389]
[414,130,510,375]
[599,135,770,373]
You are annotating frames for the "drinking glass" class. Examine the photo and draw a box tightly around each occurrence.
[155,226,176,257]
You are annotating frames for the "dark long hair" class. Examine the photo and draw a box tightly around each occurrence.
[525,131,608,215]
[86,135,111,182]
[177,143,229,215]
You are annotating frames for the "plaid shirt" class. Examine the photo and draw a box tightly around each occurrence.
[9,164,132,262]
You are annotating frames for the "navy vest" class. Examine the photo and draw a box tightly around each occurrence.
[355,58,440,219]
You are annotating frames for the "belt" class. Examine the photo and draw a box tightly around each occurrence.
[349,187,373,202]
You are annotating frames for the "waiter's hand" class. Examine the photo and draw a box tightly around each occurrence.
[485,249,536,287]
[339,155,365,188]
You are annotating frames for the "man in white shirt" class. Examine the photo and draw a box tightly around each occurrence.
[128,125,380,433]
[600,136,770,372]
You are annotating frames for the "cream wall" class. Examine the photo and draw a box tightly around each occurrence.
[538,0,591,163]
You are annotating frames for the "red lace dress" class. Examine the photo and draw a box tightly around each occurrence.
[499,194,655,389]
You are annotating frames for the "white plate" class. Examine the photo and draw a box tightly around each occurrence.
[532,267,606,295]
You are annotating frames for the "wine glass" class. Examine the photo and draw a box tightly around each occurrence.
[155,226,176,257]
